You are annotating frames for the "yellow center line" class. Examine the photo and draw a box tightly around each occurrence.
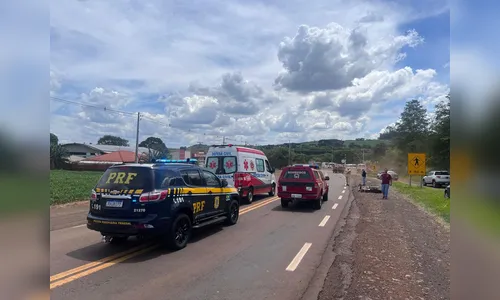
[239,196,279,214]
[50,195,281,290]
[50,243,153,283]
[50,245,158,289]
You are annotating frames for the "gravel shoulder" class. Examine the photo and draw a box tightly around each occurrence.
[318,177,450,300]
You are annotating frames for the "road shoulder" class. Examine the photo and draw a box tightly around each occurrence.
[317,177,450,300]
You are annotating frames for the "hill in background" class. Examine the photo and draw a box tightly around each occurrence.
[186,139,391,168]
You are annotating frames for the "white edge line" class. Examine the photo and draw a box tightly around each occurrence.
[332,203,338,210]
[342,190,345,193]
[286,242,312,272]
[338,195,343,200]
[318,215,330,227]
[70,224,86,229]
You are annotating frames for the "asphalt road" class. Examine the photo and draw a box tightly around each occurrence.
[50,170,349,300]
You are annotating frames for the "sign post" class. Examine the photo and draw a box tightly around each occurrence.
[407,153,426,188]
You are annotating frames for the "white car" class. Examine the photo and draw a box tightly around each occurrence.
[423,170,450,188]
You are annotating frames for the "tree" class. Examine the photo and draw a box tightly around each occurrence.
[50,144,69,169]
[373,142,388,159]
[50,133,59,146]
[379,125,398,140]
[49,132,69,169]
[264,148,289,168]
[429,95,450,169]
[97,135,129,146]
[139,136,169,159]
[393,99,429,153]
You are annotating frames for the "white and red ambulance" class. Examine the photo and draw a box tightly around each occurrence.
[205,144,276,203]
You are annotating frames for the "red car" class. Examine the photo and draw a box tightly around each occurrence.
[277,165,329,209]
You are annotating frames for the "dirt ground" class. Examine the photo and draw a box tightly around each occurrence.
[318,177,450,300]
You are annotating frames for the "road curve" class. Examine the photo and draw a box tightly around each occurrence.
[50,171,349,300]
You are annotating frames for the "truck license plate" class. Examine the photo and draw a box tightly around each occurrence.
[291,194,302,198]
[106,200,123,208]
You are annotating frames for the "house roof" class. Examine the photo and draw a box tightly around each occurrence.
[61,143,156,155]
[81,151,143,163]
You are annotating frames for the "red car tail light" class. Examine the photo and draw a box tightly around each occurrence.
[139,190,168,202]
[90,190,97,200]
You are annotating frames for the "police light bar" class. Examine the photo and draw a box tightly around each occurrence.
[154,158,198,164]
[293,164,319,169]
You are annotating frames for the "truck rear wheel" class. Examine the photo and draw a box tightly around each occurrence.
[269,184,276,196]
[313,197,322,210]
[281,199,289,208]
[166,214,192,251]
[224,200,239,226]
[246,188,254,204]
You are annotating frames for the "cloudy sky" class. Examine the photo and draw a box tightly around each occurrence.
[50,0,450,147]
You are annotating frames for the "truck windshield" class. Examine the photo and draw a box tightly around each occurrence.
[206,156,237,174]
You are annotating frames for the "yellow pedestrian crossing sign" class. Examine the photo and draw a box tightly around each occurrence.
[408,153,426,175]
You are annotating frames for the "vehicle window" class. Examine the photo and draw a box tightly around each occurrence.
[435,171,449,175]
[202,170,220,187]
[313,170,320,179]
[318,171,325,180]
[154,169,179,189]
[255,158,265,172]
[181,170,204,186]
[223,156,237,174]
[96,166,153,190]
[283,170,311,179]
[265,160,272,172]
[206,157,219,172]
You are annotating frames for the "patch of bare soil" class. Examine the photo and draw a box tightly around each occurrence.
[318,177,450,300]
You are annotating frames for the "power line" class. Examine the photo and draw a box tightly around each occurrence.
[50,96,137,116]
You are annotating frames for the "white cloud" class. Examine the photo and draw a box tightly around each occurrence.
[50,0,450,147]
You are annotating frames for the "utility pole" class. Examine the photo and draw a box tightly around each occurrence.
[135,112,140,163]
[222,136,226,145]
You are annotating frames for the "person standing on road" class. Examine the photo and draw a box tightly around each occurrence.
[345,168,351,186]
[380,168,392,199]
[361,169,367,186]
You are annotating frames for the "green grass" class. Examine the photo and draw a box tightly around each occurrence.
[392,181,450,223]
[51,170,103,205]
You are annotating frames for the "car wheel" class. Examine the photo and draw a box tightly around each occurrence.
[322,190,329,201]
[246,188,254,204]
[167,214,192,251]
[432,181,437,188]
[313,197,322,210]
[422,179,426,186]
[281,199,289,208]
[269,183,276,196]
[224,200,239,226]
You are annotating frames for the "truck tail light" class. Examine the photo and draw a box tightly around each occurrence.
[139,190,168,202]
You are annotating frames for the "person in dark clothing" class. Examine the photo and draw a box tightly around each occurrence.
[361,169,367,186]
[380,168,392,199]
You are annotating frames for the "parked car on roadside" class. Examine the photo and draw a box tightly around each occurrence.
[377,170,398,180]
[423,170,450,188]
